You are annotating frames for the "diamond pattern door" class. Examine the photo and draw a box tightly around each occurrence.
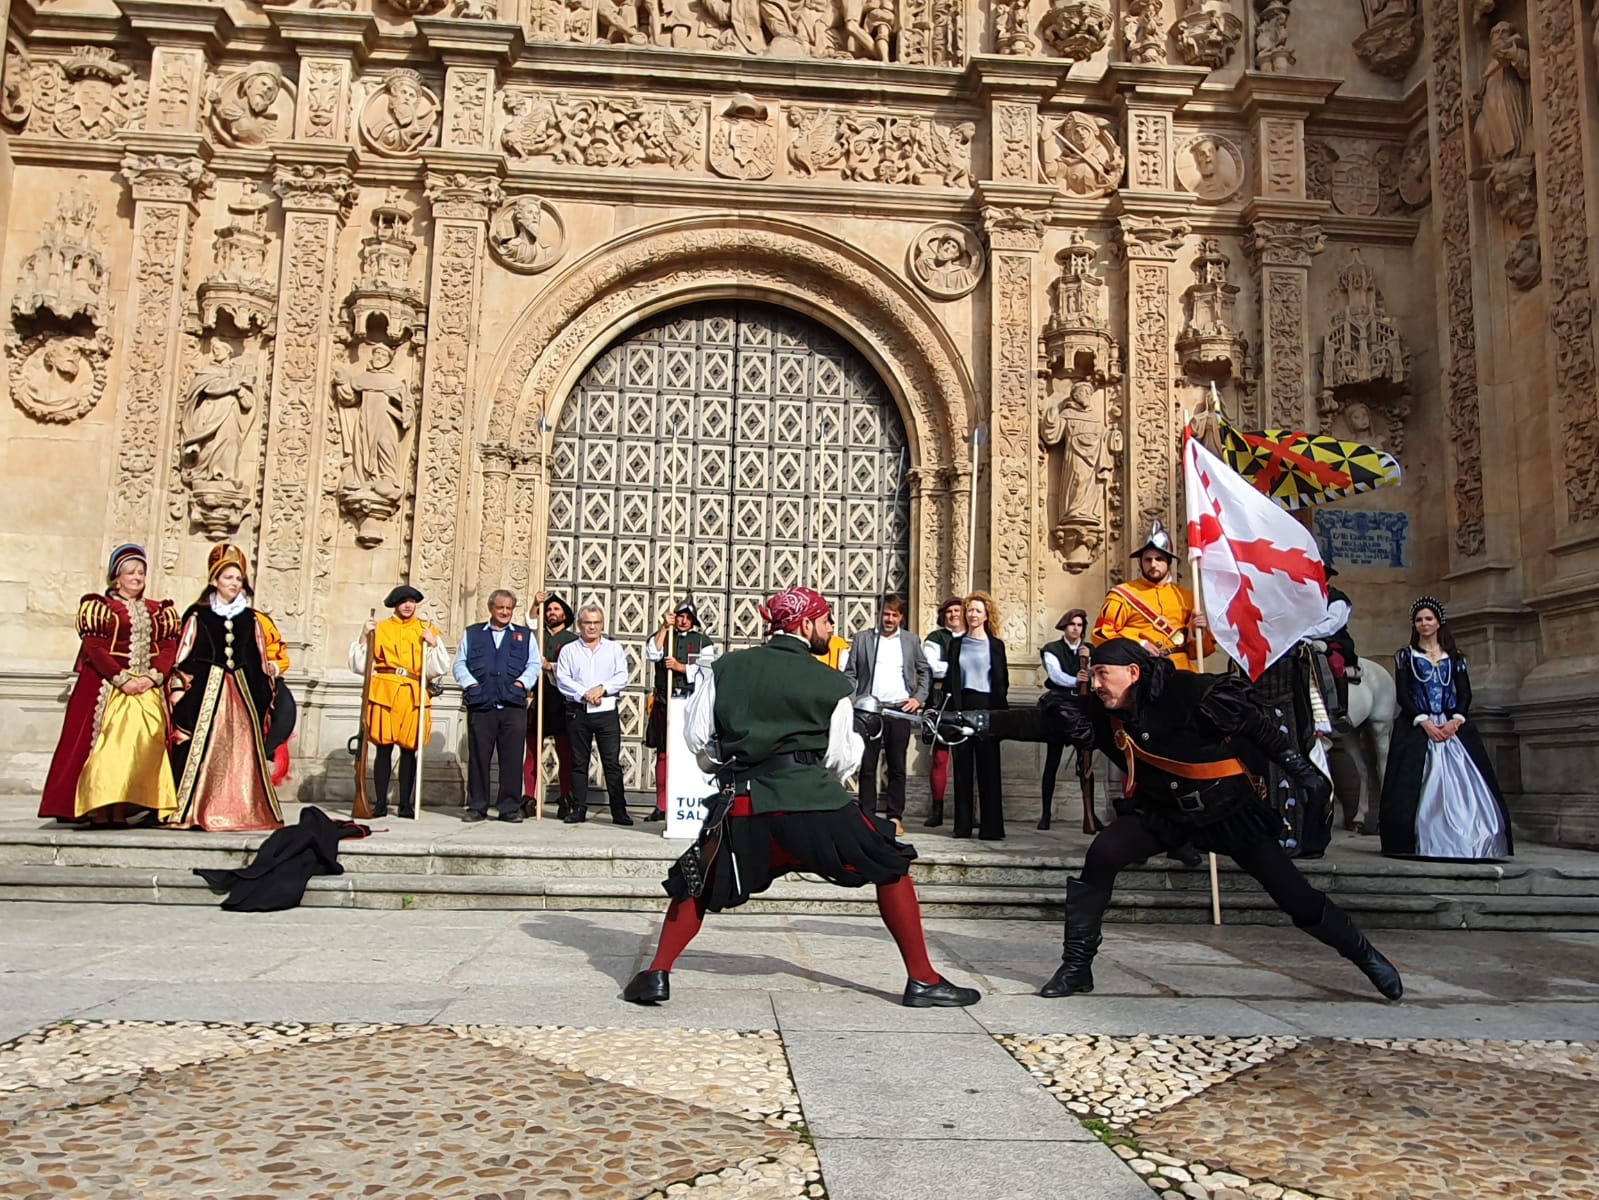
[546,302,912,789]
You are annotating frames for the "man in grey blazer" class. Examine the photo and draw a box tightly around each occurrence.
[844,593,932,827]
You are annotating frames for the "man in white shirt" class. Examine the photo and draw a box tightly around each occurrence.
[555,604,633,824]
[918,595,965,827]
[843,593,931,830]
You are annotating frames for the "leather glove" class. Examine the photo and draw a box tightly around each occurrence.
[1278,747,1332,811]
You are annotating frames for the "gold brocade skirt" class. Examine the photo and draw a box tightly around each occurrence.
[172,667,282,832]
[74,687,177,820]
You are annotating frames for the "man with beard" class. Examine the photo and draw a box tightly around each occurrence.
[918,595,964,827]
[966,638,1403,1003]
[622,585,980,1009]
[1094,519,1212,671]
[524,592,579,817]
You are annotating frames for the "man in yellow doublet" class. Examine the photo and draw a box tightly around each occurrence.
[349,585,451,817]
[1095,520,1213,673]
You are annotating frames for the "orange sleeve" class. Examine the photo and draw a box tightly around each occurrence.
[257,611,291,675]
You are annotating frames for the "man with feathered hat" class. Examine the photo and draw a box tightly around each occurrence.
[1094,518,1214,672]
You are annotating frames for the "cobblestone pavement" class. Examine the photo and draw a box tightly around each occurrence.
[3,905,1599,1199]
[1004,1032,1599,1200]
[0,1021,821,1200]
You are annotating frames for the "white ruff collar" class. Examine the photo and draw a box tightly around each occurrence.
[210,593,249,619]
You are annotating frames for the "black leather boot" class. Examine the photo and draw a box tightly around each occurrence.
[1299,900,1404,1000]
[1040,878,1111,998]
[1037,784,1053,832]
[623,969,670,1005]
[922,801,944,828]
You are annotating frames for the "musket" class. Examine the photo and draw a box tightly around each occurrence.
[352,608,376,820]
[1076,643,1101,835]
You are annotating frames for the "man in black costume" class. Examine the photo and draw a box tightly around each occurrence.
[969,638,1403,1001]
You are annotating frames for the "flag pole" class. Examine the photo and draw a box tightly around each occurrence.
[1189,395,1224,928]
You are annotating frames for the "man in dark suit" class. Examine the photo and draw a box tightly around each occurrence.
[843,593,932,831]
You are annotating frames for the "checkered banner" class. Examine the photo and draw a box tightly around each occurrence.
[1215,411,1403,511]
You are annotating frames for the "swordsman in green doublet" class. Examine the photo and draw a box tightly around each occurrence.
[622,585,981,1010]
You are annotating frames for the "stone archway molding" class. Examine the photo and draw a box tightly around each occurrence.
[471,214,977,616]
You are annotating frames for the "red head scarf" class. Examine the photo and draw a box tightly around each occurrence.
[760,586,830,634]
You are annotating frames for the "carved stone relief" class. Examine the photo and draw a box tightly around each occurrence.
[708,94,776,180]
[1247,219,1323,429]
[488,195,567,275]
[786,108,974,187]
[1470,19,1538,263]
[1261,118,1301,199]
[179,338,258,535]
[444,68,492,150]
[1132,112,1170,190]
[333,343,415,547]
[907,223,985,300]
[358,68,440,158]
[8,178,114,424]
[1039,112,1124,199]
[1254,0,1294,72]
[1396,126,1432,208]
[198,187,278,339]
[1308,137,1418,216]
[1042,232,1118,382]
[300,60,345,142]
[996,104,1035,181]
[1171,0,1243,69]
[2,37,31,130]
[500,90,704,171]
[1124,0,1168,62]
[451,0,499,16]
[16,46,145,141]
[1041,0,1112,62]
[995,1,1039,54]
[1354,0,1422,79]
[1427,0,1484,557]
[343,192,427,346]
[1176,238,1245,384]
[149,49,201,134]
[1318,250,1411,453]
[208,62,295,149]
[1174,132,1244,202]
[1117,216,1187,546]
[384,0,448,14]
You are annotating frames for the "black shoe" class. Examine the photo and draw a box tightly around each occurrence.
[499,809,524,823]
[902,976,981,1008]
[623,969,670,1005]
[1166,844,1204,868]
[611,808,635,826]
[370,805,389,819]
[644,809,666,822]
[521,795,538,817]
[562,804,587,824]
[462,810,488,823]
[1300,901,1404,1001]
[398,806,415,819]
[1037,816,1052,831]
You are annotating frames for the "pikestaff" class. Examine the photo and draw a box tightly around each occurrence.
[529,414,555,821]
[352,608,377,820]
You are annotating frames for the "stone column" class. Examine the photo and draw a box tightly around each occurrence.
[1114,212,1188,556]
[982,207,1047,650]
[120,0,232,136]
[106,150,213,556]
[413,167,502,626]
[1244,213,1324,431]
[908,466,955,622]
[254,160,356,641]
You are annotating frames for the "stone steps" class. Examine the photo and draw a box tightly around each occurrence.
[2,824,1597,928]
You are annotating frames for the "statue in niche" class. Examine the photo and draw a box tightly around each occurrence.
[995,0,1038,54]
[840,0,898,61]
[333,344,413,547]
[179,339,257,533]
[907,224,984,300]
[359,69,439,157]
[1175,133,1243,201]
[1471,22,1530,166]
[1254,1,1294,73]
[1039,113,1124,199]
[209,63,289,149]
[1042,381,1121,569]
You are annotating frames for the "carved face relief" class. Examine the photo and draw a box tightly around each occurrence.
[1397,127,1432,207]
[9,334,107,423]
[359,69,439,157]
[210,64,293,149]
[488,195,567,274]
[1039,113,1125,199]
[907,222,985,300]
[1175,133,1243,201]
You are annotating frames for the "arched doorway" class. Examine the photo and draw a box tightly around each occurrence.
[545,300,912,789]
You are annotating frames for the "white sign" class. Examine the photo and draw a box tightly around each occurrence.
[663,694,719,839]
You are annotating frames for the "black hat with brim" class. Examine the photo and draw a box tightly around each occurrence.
[384,585,424,608]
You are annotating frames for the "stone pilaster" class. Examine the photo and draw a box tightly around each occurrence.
[1114,211,1188,558]
[415,16,523,154]
[981,206,1045,650]
[266,7,379,147]
[1244,212,1324,430]
[414,165,502,624]
[255,158,356,641]
[907,466,954,622]
[106,147,213,558]
[119,0,233,135]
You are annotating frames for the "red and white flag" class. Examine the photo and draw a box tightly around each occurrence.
[1184,433,1328,679]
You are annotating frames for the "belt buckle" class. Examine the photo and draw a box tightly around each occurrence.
[1176,790,1206,814]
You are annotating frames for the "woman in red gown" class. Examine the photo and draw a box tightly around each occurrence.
[38,544,181,826]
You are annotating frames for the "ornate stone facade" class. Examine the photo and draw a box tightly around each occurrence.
[0,0,1596,847]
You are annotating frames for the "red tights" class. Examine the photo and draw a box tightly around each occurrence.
[646,849,939,985]
[930,747,950,804]
[522,734,574,798]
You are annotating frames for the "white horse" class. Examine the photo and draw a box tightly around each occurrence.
[1326,657,1397,833]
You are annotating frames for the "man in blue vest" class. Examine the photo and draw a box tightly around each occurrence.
[453,589,539,823]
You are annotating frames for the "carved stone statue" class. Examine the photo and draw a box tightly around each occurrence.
[1353,0,1421,78]
[1040,0,1111,62]
[1253,0,1294,73]
[209,63,291,149]
[1171,0,1242,69]
[994,0,1038,54]
[333,344,413,547]
[1175,133,1243,201]
[1124,0,1167,62]
[907,224,984,300]
[7,334,106,424]
[488,194,567,274]
[359,69,439,158]
[1039,113,1124,199]
[841,0,899,62]
[702,0,812,57]
[597,0,651,44]
[1471,22,1530,167]
[180,340,257,533]
[1042,381,1122,570]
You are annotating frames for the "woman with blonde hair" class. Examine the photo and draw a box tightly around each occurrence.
[942,590,1009,840]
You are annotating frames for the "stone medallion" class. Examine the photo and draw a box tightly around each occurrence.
[907,222,985,300]
[1174,132,1244,202]
[1330,149,1381,216]
[358,68,439,158]
[709,93,775,180]
[488,194,566,274]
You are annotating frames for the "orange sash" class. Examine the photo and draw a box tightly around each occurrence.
[1111,718,1249,798]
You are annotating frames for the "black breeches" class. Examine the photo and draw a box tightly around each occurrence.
[374,745,417,808]
[1081,815,1326,926]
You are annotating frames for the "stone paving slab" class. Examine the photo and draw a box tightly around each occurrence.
[813,1139,1154,1200]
